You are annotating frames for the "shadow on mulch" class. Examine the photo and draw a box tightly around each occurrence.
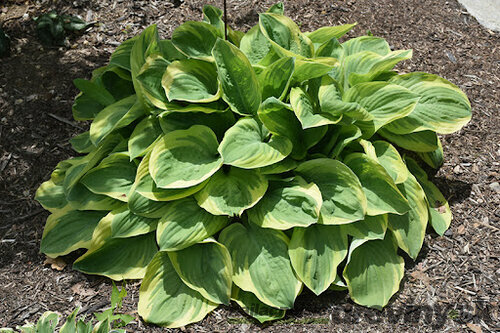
[0,13,108,270]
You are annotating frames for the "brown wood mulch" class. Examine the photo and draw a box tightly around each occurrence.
[0,0,499,332]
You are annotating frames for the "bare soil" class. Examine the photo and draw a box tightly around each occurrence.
[0,0,499,332]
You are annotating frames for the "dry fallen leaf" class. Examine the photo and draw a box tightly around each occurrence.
[466,322,482,333]
[71,282,97,297]
[43,256,66,271]
[409,269,431,286]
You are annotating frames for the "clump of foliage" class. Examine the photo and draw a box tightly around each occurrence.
[35,3,471,328]
[0,282,133,332]
[34,11,91,46]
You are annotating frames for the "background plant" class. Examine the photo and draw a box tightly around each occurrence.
[0,282,133,332]
[34,2,471,327]
[34,11,91,46]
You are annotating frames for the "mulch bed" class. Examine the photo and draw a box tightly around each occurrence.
[0,0,499,331]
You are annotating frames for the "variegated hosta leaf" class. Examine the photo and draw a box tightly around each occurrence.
[73,214,157,280]
[202,5,225,36]
[41,210,108,258]
[130,25,160,78]
[371,141,408,184]
[138,251,218,327]
[109,35,137,71]
[239,25,273,65]
[159,39,187,62]
[247,177,322,230]
[158,109,235,140]
[330,124,362,158]
[342,214,388,241]
[289,225,348,295]
[156,197,229,251]
[73,77,114,108]
[258,97,325,160]
[385,72,472,134]
[162,59,220,103]
[259,12,314,58]
[266,2,284,14]
[127,190,169,218]
[344,81,420,138]
[295,158,367,224]
[290,87,342,129]
[343,49,413,86]
[343,234,404,309]
[344,153,410,216]
[258,157,298,175]
[219,117,292,169]
[70,131,94,154]
[305,23,357,45]
[89,95,144,145]
[171,21,221,61]
[132,151,206,202]
[195,167,268,216]
[341,36,391,57]
[417,137,444,169]
[63,133,124,196]
[35,179,67,212]
[292,57,339,83]
[149,125,223,189]
[128,115,162,160]
[130,25,160,107]
[318,76,373,122]
[66,183,123,212]
[316,37,344,59]
[212,39,261,116]
[168,239,232,305]
[50,158,75,185]
[99,66,135,101]
[136,54,170,109]
[388,172,428,259]
[81,152,137,202]
[218,222,302,309]
[378,128,439,152]
[231,286,286,323]
[108,205,158,238]
[406,157,452,236]
[258,56,295,100]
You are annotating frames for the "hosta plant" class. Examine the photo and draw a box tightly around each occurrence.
[35,3,471,327]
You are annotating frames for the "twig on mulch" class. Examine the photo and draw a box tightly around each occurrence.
[0,153,12,173]
[47,113,83,130]
[11,208,45,222]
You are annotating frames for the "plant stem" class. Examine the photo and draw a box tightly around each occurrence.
[224,0,228,40]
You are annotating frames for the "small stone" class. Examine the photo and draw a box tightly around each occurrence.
[472,164,480,173]
[14,98,23,105]
[471,184,481,195]
[489,182,500,193]
[444,229,453,236]
[453,165,461,174]
[26,94,38,102]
